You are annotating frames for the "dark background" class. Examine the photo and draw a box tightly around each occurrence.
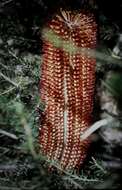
[0,1,122,189]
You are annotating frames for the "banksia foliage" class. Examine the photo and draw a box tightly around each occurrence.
[39,9,97,170]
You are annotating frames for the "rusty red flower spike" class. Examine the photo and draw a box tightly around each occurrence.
[39,9,97,170]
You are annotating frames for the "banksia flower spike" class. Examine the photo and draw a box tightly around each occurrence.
[39,9,97,171]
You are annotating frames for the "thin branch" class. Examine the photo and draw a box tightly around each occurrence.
[0,186,20,190]
[0,86,16,96]
[44,159,99,182]
[8,50,26,64]
[80,117,113,141]
[0,129,18,140]
[1,0,13,6]
[0,72,19,87]
[13,36,37,43]
[63,176,83,189]
[0,163,34,171]
[0,177,10,182]
[0,62,11,70]
[92,157,107,174]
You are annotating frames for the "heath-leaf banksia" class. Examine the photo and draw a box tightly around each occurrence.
[39,9,97,170]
